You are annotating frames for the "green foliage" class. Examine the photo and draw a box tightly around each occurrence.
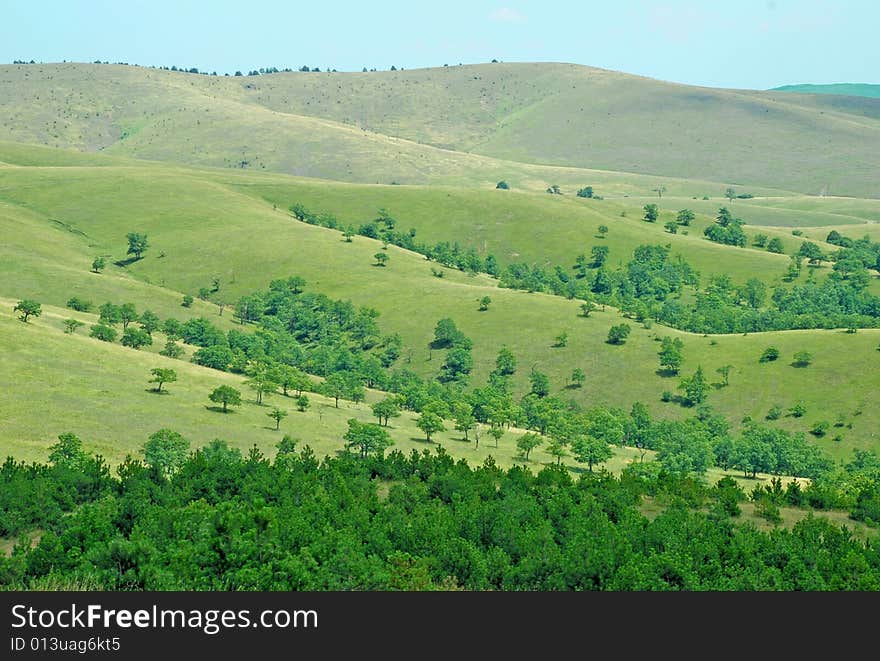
[208,385,242,412]
[148,367,177,393]
[63,318,85,334]
[495,180,509,190]
[371,396,401,426]
[268,407,288,430]
[91,256,106,273]
[66,296,93,312]
[811,420,830,437]
[516,432,542,460]
[571,436,612,472]
[704,207,747,247]
[478,295,491,311]
[678,366,709,406]
[676,209,695,226]
[296,394,310,412]
[642,203,658,223]
[766,236,785,254]
[576,186,593,198]
[416,411,445,442]
[657,336,684,375]
[142,428,189,478]
[121,326,152,350]
[89,323,117,342]
[606,323,631,345]
[47,432,88,470]
[13,299,41,322]
[343,418,393,458]
[759,346,780,363]
[181,294,194,307]
[125,232,149,260]
[792,350,813,368]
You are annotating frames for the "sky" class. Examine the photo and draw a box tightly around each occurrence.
[1,0,877,90]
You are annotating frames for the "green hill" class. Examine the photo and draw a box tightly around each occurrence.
[1,62,879,196]
[2,145,878,464]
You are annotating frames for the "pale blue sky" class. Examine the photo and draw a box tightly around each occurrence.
[2,1,877,89]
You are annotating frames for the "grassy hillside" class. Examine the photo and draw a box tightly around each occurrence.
[1,62,878,196]
[2,150,878,462]
[771,83,880,99]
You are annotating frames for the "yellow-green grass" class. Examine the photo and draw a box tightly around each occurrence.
[0,302,670,475]
[1,62,878,196]
[619,195,880,228]
[0,156,827,303]
[1,159,879,459]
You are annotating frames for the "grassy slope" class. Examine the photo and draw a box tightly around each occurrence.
[770,84,880,99]
[1,63,878,196]
[1,155,878,462]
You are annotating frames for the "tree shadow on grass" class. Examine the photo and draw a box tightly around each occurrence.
[655,368,679,378]
[205,405,236,414]
[144,389,170,395]
[113,256,142,267]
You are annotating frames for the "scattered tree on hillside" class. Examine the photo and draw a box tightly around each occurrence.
[642,204,659,223]
[268,407,288,430]
[678,366,709,406]
[676,209,695,226]
[570,368,586,388]
[658,336,684,375]
[495,181,509,190]
[344,418,393,458]
[296,394,310,412]
[126,232,149,260]
[148,367,177,393]
[516,432,542,460]
[416,411,445,442]
[606,323,631,345]
[529,369,551,397]
[597,225,609,238]
[63,318,85,334]
[478,296,492,311]
[577,186,594,198]
[13,299,41,322]
[91,256,106,273]
[766,236,785,254]
[371,396,401,426]
[209,385,242,413]
[160,340,184,359]
[792,350,813,368]
[716,364,733,387]
[759,346,780,363]
[374,252,389,266]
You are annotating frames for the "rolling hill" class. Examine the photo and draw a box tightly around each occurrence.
[1,62,879,196]
[1,143,878,465]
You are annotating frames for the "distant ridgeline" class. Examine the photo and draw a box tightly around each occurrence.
[289,203,880,334]
[770,83,880,99]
